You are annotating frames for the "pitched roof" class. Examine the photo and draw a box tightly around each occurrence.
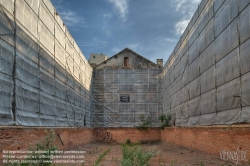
[96,48,158,67]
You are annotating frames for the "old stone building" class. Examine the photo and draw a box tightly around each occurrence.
[1,0,250,128]
[88,53,108,67]
[96,48,162,69]
[92,48,162,127]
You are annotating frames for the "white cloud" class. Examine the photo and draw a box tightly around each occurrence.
[111,47,122,53]
[175,19,189,35]
[172,0,201,35]
[78,37,107,48]
[103,13,112,18]
[101,14,113,36]
[174,0,201,14]
[165,38,178,42]
[59,10,85,28]
[175,0,186,11]
[51,0,85,28]
[155,37,178,46]
[118,21,135,31]
[108,0,129,21]
[128,44,139,51]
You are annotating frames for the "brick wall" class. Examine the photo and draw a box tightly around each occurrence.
[0,127,95,161]
[161,125,250,161]
[1,126,250,163]
[106,128,161,143]
[0,127,161,156]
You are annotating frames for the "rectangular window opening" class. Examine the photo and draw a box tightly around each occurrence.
[124,57,129,66]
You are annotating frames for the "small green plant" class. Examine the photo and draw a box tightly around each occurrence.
[4,130,57,166]
[26,129,56,166]
[159,114,171,130]
[94,147,111,166]
[125,138,131,145]
[3,156,19,166]
[123,139,140,147]
[136,115,152,130]
[121,143,156,166]
[200,161,204,166]
[136,147,156,166]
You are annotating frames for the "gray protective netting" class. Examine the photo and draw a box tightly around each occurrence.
[1,0,250,127]
[161,0,250,126]
[93,69,161,127]
[0,0,93,127]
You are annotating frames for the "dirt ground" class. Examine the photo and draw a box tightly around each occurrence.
[70,142,240,166]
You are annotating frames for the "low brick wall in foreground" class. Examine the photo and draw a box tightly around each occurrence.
[161,125,250,163]
[0,127,161,156]
[1,125,250,164]
[106,128,161,143]
[0,127,95,153]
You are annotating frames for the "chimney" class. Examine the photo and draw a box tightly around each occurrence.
[157,59,163,68]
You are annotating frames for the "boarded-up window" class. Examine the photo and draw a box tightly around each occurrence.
[124,57,129,66]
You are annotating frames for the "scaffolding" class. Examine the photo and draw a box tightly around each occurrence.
[93,69,162,127]
[161,0,250,126]
[1,0,250,127]
[0,0,93,126]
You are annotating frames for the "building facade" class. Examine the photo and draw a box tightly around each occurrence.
[88,53,108,67]
[96,48,162,69]
[92,48,162,127]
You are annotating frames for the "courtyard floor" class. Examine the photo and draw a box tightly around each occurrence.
[71,142,239,166]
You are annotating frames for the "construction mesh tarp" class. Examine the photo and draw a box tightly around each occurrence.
[93,69,162,127]
[0,0,93,126]
[1,0,250,127]
[161,0,250,126]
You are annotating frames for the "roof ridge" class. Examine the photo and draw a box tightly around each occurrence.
[96,48,157,67]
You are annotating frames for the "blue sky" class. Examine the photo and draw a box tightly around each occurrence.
[51,0,202,64]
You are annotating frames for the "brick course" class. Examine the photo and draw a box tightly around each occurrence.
[107,128,161,143]
[0,127,161,160]
[161,125,250,162]
[0,127,95,161]
[1,126,250,164]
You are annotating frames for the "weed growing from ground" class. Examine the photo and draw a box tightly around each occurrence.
[125,138,131,145]
[136,115,152,131]
[4,129,57,166]
[94,147,111,166]
[159,114,171,130]
[121,141,157,166]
